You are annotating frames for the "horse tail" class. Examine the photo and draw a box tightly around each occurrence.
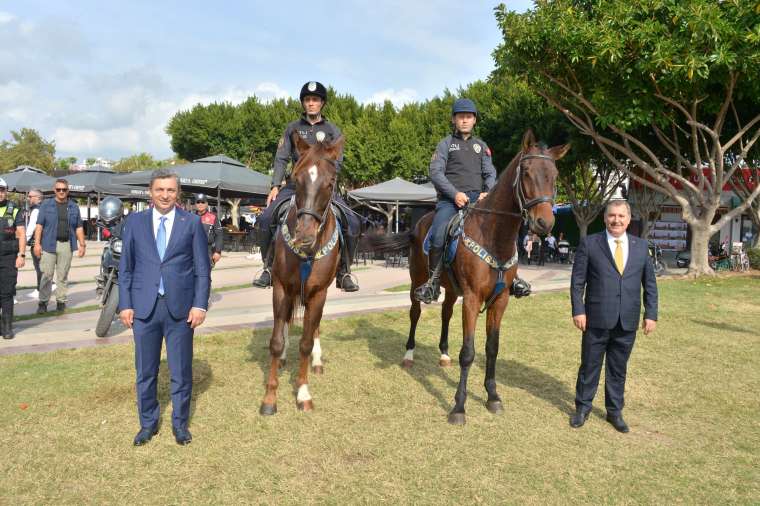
[361,231,413,253]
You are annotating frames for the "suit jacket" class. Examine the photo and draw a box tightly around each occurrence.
[570,231,658,332]
[118,207,211,320]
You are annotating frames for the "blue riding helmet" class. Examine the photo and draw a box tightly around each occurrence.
[451,98,478,117]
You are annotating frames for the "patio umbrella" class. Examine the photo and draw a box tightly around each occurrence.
[0,165,56,193]
[112,155,271,199]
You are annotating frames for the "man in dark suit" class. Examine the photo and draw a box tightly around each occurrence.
[118,169,211,446]
[569,200,658,433]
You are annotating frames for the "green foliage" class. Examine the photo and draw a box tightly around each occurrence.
[55,156,77,171]
[748,247,760,269]
[112,152,166,173]
[0,128,56,172]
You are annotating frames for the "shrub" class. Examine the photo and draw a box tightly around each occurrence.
[748,248,760,269]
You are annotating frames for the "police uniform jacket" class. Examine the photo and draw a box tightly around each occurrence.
[429,133,497,201]
[0,201,24,255]
[197,210,223,253]
[271,115,343,189]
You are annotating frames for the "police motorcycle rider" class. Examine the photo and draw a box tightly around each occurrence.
[252,81,360,292]
[0,178,27,339]
[414,98,531,304]
[193,194,223,266]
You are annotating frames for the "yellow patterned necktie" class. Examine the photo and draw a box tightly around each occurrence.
[614,239,624,274]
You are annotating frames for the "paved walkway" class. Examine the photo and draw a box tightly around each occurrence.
[1,241,578,356]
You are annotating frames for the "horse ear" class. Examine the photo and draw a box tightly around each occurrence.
[326,135,345,159]
[521,129,537,152]
[291,131,311,157]
[549,143,571,160]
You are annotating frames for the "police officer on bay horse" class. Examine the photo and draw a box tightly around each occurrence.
[253,81,360,292]
[415,98,531,303]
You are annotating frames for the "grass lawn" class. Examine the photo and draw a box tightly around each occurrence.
[1,275,758,504]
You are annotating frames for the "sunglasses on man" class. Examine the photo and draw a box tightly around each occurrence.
[55,188,69,193]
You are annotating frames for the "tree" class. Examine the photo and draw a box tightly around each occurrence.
[0,128,56,172]
[112,153,165,173]
[495,0,760,276]
[55,156,78,171]
[629,180,668,240]
[562,159,624,238]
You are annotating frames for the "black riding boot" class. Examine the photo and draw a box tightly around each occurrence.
[252,229,274,288]
[336,233,359,292]
[510,276,532,298]
[414,247,443,304]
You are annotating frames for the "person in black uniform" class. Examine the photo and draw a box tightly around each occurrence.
[414,98,531,304]
[0,178,27,339]
[252,80,360,292]
[193,194,223,267]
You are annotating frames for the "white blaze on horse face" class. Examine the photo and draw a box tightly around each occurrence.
[308,165,318,184]
[311,337,323,367]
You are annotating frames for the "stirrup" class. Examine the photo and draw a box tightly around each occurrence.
[336,272,359,292]
[414,281,440,304]
[510,278,531,298]
[252,268,272,288]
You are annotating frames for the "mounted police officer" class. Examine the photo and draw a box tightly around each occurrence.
[0,178,27,339]
[193,194,223,266]
[414,98,531,304]
[252,80,360,292]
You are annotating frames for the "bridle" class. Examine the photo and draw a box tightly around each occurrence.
[467,151,558,219]
[295,157,338,233]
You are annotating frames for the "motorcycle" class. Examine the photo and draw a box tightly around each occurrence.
[94,198,124,337]
[648,241,666,276]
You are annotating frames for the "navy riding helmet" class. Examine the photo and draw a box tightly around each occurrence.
[451,98,478,117]
[300,81,328,102]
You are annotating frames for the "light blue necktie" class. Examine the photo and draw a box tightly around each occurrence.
[156,216,167,295]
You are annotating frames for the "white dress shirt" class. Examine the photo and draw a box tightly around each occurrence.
[152,206,176,244]
[606,230,629,270]
[26,208,39,241]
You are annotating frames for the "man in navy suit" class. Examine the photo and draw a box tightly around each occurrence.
[118,169,211,446]
[570,200,658,433]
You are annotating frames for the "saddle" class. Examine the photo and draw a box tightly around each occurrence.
[422,210,465,266]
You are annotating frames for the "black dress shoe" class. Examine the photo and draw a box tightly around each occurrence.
[569,410,590,428]
[37,302,48,315]
[606,414,630,433]
[172,426,192,445]
[133,426,158,446]
[56,301,66,312]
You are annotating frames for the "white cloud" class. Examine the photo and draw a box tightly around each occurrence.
[365,88,419,107]
[0,12,16,24]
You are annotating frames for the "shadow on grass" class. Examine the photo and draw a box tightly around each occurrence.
[691,318,756,335]
[333,318,594,418]
[156,358,213,424]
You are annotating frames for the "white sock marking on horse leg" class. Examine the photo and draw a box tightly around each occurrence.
[440,353,451,362]
[403,349,415,362]
[311,337,323,367]
[279,324,289,361]
[297,384,312,402]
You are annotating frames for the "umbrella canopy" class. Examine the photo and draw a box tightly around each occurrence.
[1,165,56,193]
[64,166,149,198]
[112,155,271,198]
[348,177,436,204]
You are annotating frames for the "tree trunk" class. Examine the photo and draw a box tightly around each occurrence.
[686,223,715,277]
[226,198,241,231]
[577,221,589,238]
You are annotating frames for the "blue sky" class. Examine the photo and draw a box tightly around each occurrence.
[1,1,533,160]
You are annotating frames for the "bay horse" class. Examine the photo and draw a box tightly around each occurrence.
[259,134,344,415]
[368,130,568,424]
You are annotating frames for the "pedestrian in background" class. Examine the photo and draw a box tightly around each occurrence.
[33,179,86,313]
[24,188,44,298]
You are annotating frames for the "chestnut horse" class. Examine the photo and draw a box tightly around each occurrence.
[259,134,344,415]
[368,130,568,424]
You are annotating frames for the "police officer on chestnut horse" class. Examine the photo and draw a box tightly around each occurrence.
[253,81,360,292]
[415,98,531,304]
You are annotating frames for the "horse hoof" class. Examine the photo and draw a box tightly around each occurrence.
[447,412,466,425]
[486,400,504,414]
[297,400,314,412]
[401,359,414,369]
[259,403,277,416]
[439,357,452,367]
[311,365,324,375]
